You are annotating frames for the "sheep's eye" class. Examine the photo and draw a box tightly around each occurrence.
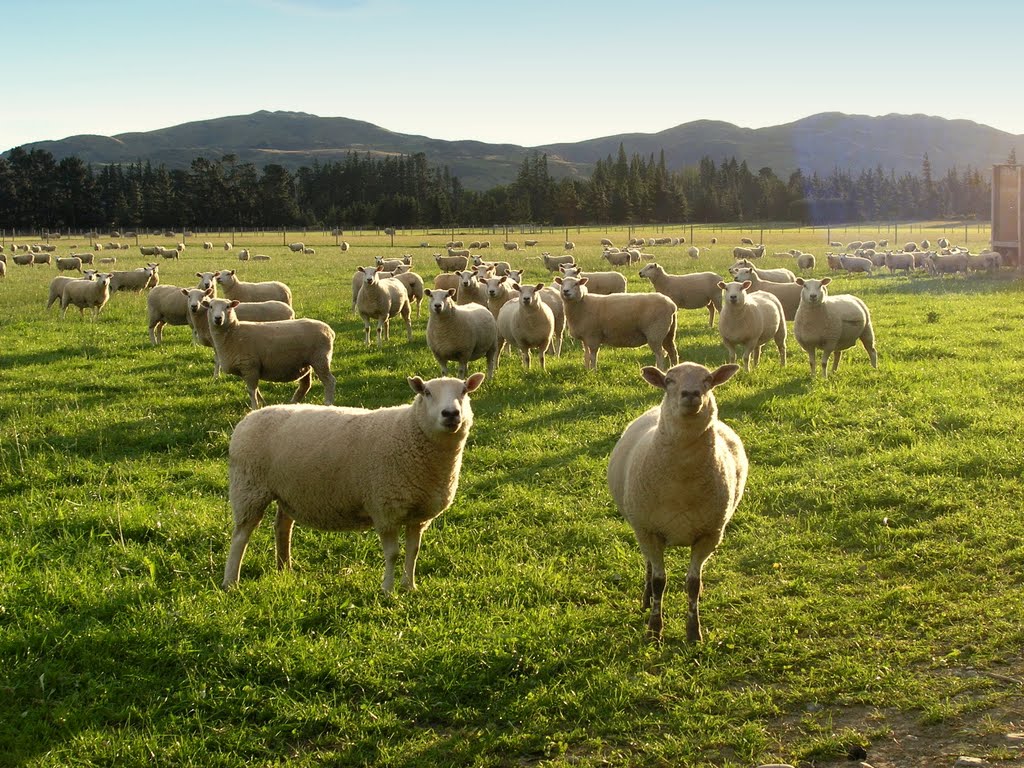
[423,389,432,398]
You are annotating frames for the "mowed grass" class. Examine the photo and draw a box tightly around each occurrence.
[1,223,1022,767]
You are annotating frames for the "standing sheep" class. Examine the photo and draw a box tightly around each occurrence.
[638,263,722,327]
[608,361,747,642]
[425,289,499,380]
[61,273,112,320]
[355,266,412,348]
[793,278,877,378]
[215,270,293,305]
[729,267,802,322]
[717,280,787,372]
[496,283,555,370]
[147,284,191,345]
[222,371,486,592]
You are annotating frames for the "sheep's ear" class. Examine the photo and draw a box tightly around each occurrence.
[554,277,563,285]
[204,287,214,296]
[357,266,365,273]
[229,300,240,308]
[559,264,568,272]
[717,281,727,290]
[408,376,426,395]
[795,277,805,286]
[499,275,507,284]
[708,364,741,389]
[195,272,203,278]
[446,288,456,298]
[423,289,433,298]
[464,372,485,393]
[578,277,589,285]
[180,288,189,296]
[641,366,667,389]
[820,277,832,286]
[534,283,544,291]
[741,280,752,290]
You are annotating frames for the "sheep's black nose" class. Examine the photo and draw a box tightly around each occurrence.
[441,409,458,420]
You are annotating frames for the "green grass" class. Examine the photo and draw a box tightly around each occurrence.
[1,223,1022,767]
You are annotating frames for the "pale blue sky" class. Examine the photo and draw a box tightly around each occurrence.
[3,0,1023,152]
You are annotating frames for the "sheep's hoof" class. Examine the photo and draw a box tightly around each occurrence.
[646,612,663,642]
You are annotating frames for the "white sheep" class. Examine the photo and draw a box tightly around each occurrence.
[503,242,519,251]
[903,241,918,252]
[203,241,214,250]
[728,260,795,283]
[46,272,97,310]
[793,278,877,378]
[140,245,159,256]
[109,264,158,292]
[564,241,575,251]
[147,284,192,345]
[797,253,816,271]
[339,241,350,251]
[600,238,614,247]
[740,237,754,245]
[238,249,251,262]
[203,297,336,408]
[607,361,746,642]
[222,371,485,592]
[558,265,627,295]
[224,242,233,251]
[435,253,469,272]
[542,253,575,272]
[829,241,843,248]
[920,239,931,250]
[687,246,700,259]
[376,255,412,272]
[483,274,518,318]
[425,289,499,380]
[56,256,82,273]
[288,241,305,253]
[637,263,722,327]
[454,269,489,307]
[496,283,555,370]
[303,247,316,255]
[61,272,112,319]
[717,280,787,371]
[860,240,877,250]
[391,270,425,318]
[556,275,678,370]
[215,269,293,305]
[602,250,639,267]
[884,251,915,275]
[839,254,874,275]
[846,241,863,251]
[355,266,412,348]
[730,267,802,321]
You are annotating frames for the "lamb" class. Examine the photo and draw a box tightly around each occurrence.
[61,272,112,319]
[109,264,158,292]
[355,266,412,348]
[146,284,191,345]
[203,297,336,408]
[497,283,555,370]
[729,267,802,321]
[687,246,700,259]
[303,247,316,255]
[435,253,469,272]
[503,242,519,251]
[793,277,877,378]
[884,251,915,275]
[223,370,485,592]
[46,272,97,310]
[56,256,82,273]
[637,263,722,327]
[839,254,874,275]
[557,264,627,295]
[425,289,499,380]
[797,253,816,271]
[183,288,295,377]
[727,260,795,283]
[542,253,575,272]
[556,275,678,370]
[607,361,746,642]
[215,269,293,305]
[717,280,787,372]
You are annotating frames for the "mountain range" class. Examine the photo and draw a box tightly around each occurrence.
[5,110,1020,190]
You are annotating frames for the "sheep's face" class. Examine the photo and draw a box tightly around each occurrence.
[519,284,543,307]
[427,289,456,315]
[456,271,476,288]
[96,274,112,290]
[359,266,381,285]
[559,265,581,278]
[473,265,491,279]
[642,362,739,418]
[208,298,238,328]
[484,276,507,297]
[214,270,236,288]
[798,278,830,307]
[506,270,524,286]
[638,264,659,281]
[556,275,587,302]
[186,288,213,314]
[196,272,216,290]
[732,268,754,284]
[722,281,751,305]
[408,373,486,434]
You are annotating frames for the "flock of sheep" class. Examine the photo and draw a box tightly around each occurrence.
[0,229,998,641]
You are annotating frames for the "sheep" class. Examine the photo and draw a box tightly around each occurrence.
[479,240,491,249]
[339,241,350,251]
[252,254,271,261]
[503,242,519,251]
[602,250,639,267]
[797,253,816,271]
[238,249,251,261]
[829,241,843,248]
[376,255,412,272]
[740,237,754,245]
[555,275,678,370]
[717,280,787,372]
[542,253,576,272]
[109,264,158,292]
[204,297,336,408]
[303,247,316,255]
[195,271,218,291]
[497,283,555,370]
[687,246,700,259]
[846,241,863,251]
[388,271,424,317]
[839,254,874,275]
[46,272,97,310]
[223,242,233,251]
[156,246,179,260]
[483,274,518,318]
[215,269,293,305]
[920,239,931,250]
[12,253,34,266]
[924,251,968,275]
[825,253,843,271]
[147,284,191,345]
[98,256,118,265]
[183,288,295,377]
[728,260,795,283]
[607,361,746,642]
[637,263,722,327]
[709,237,718,245]
[732,246,761,260]
[599,238,614,247]
[557,264,627,295]
[793,278,877,378]
[32,253,53,265]
[435,253,469,272]
[61,272,112,320]
[451,269,488,308]
[903,241,918,252]
[468,241,482,249]
[884,251,915,275]
[56,256,82,273]
[445,240,465,249]
[176,243,185,253]
[284,242,304,253]
[729,267,802,321]
[470,255,511,276]
[433,273,461,293]
[140,245,159,256]
[355,266,412,348]
[564,241,575,251]
[223,370,485,592]
[203,241,214,250]
[0,260,5,278]
[860,240,877,250]
[424,289,499,380]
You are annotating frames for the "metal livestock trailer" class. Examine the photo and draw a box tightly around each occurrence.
[991,163,1023,268]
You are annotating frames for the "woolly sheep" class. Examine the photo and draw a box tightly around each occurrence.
[468,241,482,249]
[717,280,787,372]
[147,284,191,345]
[503,242,519,251]
[47,272,97,310]
[740,237,754,245]
[0,260,5,278]
[203,241,214,250]
[56,256,82,273]
[729,267,802,321]
[860,240,877,250]
[196,271,218,291]
[600,238,614,247]
[453,269,489,308]
[155,246,179,260]
[924,252,968,275]
[523,239,538,247]
[215,269,293,305]
[839,254,874,275]
[727,260,795,283]
[13,253,33,266]
[483,274,518,318]
[98,256,118,265]
[846,241,863,251]
[497,283,555,370]
[252,254,272,261]
[355,266,412,348]
[391,271,425,318]
[76,252,95,265]
[479,240,491,248]
[238,249,251,261]
[542,253,576,272]
[288,242,305,253]
[826,254,843,271]
[303,247,316,255]
[109,264,158,292]
[176,243,185,253]
[32,253,52,265]
[731,246,762,260]
[140,245,159,256]
[61,272,112,320]
[203,297,336,408]
[637,263,722,327]
[470,255,511,276]
[793,278,877,378]
[829,241,843,248]
[710,237,718,245]
[222,371,485,592]
[556,275,678,370]
[602,249,639,267]
[339,241,350,251]
[425,289,499,380]
[557,265,627,295]
[435,253,469,272]
[884,251,915,275]
[433,273,461,293]
[920,239,931,250]
[224,242,233,251]
[607,361,746,642]
[564,241,575,251]
[797,253,816,271]
[376,255,412,272]
[687,246,700,259]
[903,242,918,252]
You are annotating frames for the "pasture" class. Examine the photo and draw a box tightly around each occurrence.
[1,224,1022,767]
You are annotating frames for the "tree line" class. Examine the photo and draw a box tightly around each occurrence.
[0,143,995,233]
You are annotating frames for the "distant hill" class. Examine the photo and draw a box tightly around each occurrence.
[6,110,1021,190]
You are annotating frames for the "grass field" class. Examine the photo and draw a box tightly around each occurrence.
[1,223,1022,767]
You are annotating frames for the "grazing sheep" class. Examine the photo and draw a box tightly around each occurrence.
[728,260,795,283]
[252,254,272,261]
[479,240,491,249]
[184,289,295,376]
[303,247,315,255]
[884,251,916,275]
[61,272,112,319]
[98,256,118,265]
[425,289,499,379]
[729,267,802,321]
[638,263,722,327]
[223,371,485,592]
[600,238,614,247]
[56,256,82,273]
[564,241,575,251]
[13,253,34,266]
[903,242,918,252]
[602,249,639,267]
[32,253,53,266]
[542,253,576,272]
[520,239,537,247]
[839,254,874,275]
[925,252,968,275]
[793,278,877,378]
[147,284,191,345]
[355,266,412,348]
[731,246,761,260]
[75,252,94,265]
[215,269,292,305]
[740,237,754,245]
[797,253,816,271]
[607,361,746,642]
[829,241,843,248]
[497,283,555,370]
[156,246,179,260]
[825,254,843,271]
[224,242,233,251]
[203,241,214,250]
[468,241,482,249]
[238,249,251,262]
[435,253,469,272]
[687,246,700,259]
[717,280,787,371]
[47,272,97,310]
[920,239,931,250]
[339,241,350,251]
[556,275,678,370]
[109,264,158,292]
[376,255,412,272]
[860,240,877,250]
[845,241,863,251]
[557,265,627,295]
[203,297,336,408]
[503,242,519,251]
[140,245,159,256]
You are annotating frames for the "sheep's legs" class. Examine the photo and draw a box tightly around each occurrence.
[222,510,266,588]
[831,349,843,374]
[378,527,400,593]
[686,536,718,643]
[636,533,667,641]
[807,348,818,377]
[274,505,295,570]
[401,523,426,591]
[291,370,313,403]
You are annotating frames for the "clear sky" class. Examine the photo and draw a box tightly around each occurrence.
[3,0,1023,152]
